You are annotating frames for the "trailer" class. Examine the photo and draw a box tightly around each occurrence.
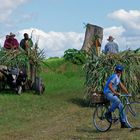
[0,47,45,95]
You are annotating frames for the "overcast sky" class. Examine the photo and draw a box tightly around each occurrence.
[0,0,140,57]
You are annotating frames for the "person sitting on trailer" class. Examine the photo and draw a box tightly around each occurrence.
[20,33,33,54]
[4,33,19,50]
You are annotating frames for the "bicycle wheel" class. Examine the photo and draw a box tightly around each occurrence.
[125,102,140,128]
[93,105,112,132]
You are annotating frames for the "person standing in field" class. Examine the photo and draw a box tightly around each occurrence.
[104,36,119,54]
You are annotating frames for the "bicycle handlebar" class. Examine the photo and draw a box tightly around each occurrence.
[120,94,132,97]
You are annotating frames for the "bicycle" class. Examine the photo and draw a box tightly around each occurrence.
[92,94,140,132]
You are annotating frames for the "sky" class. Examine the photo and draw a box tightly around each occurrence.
[0,0,140,57]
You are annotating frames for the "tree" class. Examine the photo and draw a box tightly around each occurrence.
[82,23,103,56]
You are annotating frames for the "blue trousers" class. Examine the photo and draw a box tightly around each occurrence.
[104,92,126,123]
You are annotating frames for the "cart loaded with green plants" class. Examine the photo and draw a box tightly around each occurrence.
[85,48,140,103]
[0,44,45,95]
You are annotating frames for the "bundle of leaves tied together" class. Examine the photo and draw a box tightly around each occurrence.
[85,49,140,98]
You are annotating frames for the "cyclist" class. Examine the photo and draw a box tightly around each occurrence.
[103,65,129,128]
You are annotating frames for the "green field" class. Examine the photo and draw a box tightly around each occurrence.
[0,58,139,140]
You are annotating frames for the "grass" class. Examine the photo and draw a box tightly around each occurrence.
[0,58,139,140]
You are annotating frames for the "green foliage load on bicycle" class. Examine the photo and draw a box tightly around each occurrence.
[84,34,140,132]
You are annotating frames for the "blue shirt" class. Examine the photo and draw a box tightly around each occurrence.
[104,73,120,94]
[105,41,119,54]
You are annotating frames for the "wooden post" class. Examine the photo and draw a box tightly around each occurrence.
[81,23,103,56]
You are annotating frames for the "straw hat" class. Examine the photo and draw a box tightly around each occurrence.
[107,36,114,41]
[9,32,15,37]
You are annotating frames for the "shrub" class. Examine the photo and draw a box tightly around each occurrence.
[63,48,87,65]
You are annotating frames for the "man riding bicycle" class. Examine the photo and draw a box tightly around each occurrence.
[103,65,130,128]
